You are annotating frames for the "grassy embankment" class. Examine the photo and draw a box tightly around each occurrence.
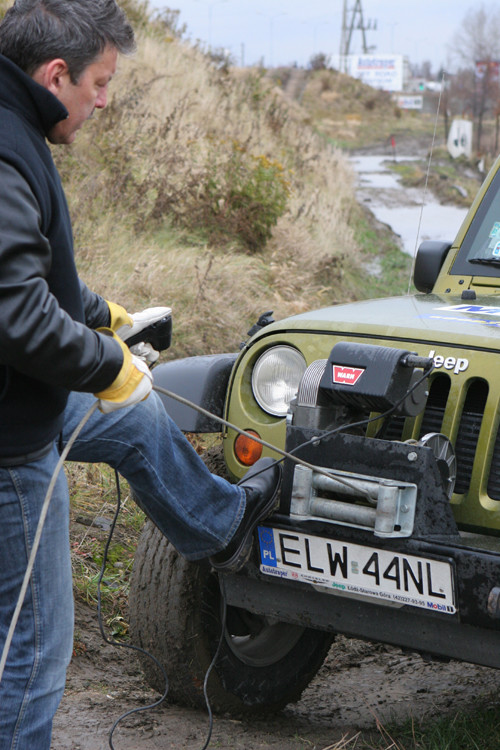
[296,66,436,150]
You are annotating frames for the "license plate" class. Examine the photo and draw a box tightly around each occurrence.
[258,526,457,615]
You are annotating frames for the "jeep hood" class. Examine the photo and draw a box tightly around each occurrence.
[261,293,500,351]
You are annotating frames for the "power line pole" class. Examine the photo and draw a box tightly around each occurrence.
[339,0,375,72]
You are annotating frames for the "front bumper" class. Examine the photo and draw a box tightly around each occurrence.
[222,430,500,668]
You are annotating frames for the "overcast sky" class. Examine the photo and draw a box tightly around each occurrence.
[148,0,475,72]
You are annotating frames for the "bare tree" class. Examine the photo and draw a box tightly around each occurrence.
[410,60,433,80]
[449,4,500,152]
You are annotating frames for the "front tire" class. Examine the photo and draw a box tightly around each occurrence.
[129,521,333,714]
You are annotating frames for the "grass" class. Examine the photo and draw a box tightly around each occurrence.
[54,5,483,743]
[357,702,500,750]
[348,203,413,299]
[48,19,394,354]
[308,700,500,749]
[298,68,439,152]
[66,462,145,638]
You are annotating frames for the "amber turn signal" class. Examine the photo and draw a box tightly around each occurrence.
[234,430,263,466]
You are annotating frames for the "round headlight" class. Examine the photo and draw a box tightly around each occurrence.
[251,346,307,417]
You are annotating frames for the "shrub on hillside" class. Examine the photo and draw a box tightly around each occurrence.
[308,53,331,71]
[194,141,290,252]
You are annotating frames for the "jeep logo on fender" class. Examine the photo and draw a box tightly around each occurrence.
[332,365,365,385]
[428,350,469,374]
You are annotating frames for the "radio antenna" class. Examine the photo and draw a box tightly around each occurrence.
[407,72,446,295]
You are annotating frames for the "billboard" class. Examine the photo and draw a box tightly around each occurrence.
[396,95,423,110]
[342,54,404,92]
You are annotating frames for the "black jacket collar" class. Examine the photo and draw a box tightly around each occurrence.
[0,53,68,136]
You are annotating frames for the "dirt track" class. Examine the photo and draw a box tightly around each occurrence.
[50,599,500,750]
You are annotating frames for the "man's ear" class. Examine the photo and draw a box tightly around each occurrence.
[32,58,71,96]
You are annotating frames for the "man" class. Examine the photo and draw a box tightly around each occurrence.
[0,2,280,747]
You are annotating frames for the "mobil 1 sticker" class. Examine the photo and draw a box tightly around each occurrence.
[258,527,457,615]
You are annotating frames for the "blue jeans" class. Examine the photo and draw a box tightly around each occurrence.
[0,391,245,749]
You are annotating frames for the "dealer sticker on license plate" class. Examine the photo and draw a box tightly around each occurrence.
[258,526,456,614]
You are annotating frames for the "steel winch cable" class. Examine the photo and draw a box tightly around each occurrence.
[106,371,434,747]
[98,472,226,750]
[0,366,433,746]
[1,362,433,682]
[153,385,382,497]
[153,362,434,489]
[106,369,434,746]
[98,471,170,750]
[0,401,99,685]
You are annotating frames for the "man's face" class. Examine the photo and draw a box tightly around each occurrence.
[35,45,118,144]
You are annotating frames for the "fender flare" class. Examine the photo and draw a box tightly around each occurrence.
[152,353,238,432]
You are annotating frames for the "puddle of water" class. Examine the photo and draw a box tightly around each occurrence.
[351,155,469,256]
[350,155,416,173]
[358,171,401,189]
[373,203,468,257]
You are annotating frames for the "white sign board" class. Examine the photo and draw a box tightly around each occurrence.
[397,95,423,110]
[447,119,473,159]
[345,55,404,92]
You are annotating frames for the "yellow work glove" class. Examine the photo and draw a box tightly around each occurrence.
[94,329,153,414]
[106,300,133,332]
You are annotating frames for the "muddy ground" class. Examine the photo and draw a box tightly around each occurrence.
[51,599,500,750]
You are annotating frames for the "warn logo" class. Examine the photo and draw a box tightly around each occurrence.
[332,365,365,386]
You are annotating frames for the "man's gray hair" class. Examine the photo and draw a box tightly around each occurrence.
[0,0,135,81]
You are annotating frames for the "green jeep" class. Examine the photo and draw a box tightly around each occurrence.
[129,153,500,715]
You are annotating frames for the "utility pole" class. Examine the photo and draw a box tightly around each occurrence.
[339,0,376,72]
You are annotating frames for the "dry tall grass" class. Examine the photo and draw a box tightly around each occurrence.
[45,6,359,356]
[0,0,370,356]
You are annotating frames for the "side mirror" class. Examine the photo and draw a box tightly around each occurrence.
[413,241,452,293]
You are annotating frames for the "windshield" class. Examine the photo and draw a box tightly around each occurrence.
[451,166,500,277]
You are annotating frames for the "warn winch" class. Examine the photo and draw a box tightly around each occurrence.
[283,342,456,539]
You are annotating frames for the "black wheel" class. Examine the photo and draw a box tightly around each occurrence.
[129,522,334,714]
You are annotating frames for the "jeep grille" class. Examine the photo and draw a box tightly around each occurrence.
[487,424,500,500]
[375,375,489,500]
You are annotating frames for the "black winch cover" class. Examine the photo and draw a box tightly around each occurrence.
[319,341,418,414]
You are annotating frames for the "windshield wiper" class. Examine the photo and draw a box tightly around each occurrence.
[469,257,500,266]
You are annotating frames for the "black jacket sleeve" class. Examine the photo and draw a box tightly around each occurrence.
[0,160,122,393]
[79,279,112,330]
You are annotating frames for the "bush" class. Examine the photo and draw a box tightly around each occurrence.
[194,140,290,252]
[309,52,331,71]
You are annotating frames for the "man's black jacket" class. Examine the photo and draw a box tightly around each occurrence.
[0,54,123,462]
